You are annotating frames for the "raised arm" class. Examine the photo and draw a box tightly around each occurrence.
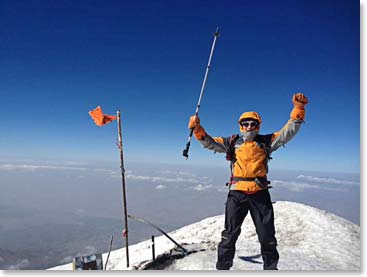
[270,93,309,152]
[188,115,229,153]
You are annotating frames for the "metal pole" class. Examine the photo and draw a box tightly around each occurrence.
[151,236,155,261]
[117,110,130,268]
[104,235,114,270]
[183,27,220,159]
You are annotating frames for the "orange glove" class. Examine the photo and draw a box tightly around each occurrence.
[291,93,308,120]
[188,115,200,129]
[188,115,207,140]
[292,93,308,110]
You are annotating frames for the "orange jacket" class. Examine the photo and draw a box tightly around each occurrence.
[194,105,305,194]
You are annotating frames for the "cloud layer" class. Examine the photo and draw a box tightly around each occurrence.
[296,174,359,186]
[1,161,359,194]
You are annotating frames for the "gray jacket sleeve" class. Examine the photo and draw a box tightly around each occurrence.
[198,135,229,154]
[270,119,303,153]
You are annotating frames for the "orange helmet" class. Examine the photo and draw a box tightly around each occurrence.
[238,111,262,131]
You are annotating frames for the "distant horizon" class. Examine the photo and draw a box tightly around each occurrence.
[0,155,360,175]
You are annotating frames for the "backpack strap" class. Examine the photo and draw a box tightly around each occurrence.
[225,134,239,189]
[226,134,239,161]
[230,176,271,189]
[254,134,273,173]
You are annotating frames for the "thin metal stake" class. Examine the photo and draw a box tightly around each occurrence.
[128,214,187,254]
[152,236,155,261]
[104,235,114,270]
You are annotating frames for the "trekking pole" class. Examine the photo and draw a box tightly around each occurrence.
[117,110,130,268]
[183,27,220,159]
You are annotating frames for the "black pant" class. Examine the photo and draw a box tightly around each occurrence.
[216,190,279,270]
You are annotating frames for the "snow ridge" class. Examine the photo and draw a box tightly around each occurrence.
[49,201,360,271]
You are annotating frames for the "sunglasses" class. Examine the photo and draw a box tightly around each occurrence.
[240,121,259,128]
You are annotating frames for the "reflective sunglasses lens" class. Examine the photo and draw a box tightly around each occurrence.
[242,121,258,128]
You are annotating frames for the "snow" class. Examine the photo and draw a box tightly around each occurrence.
[49,201,360,271]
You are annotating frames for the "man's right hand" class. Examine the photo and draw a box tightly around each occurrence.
[292,93,308,109]
[188,115,200,129]
[290,93,308,120]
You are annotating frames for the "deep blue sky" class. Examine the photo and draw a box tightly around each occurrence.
[0,0,360,173]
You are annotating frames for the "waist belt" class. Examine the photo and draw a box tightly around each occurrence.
[230,177,257,182]
[228,176,271,189]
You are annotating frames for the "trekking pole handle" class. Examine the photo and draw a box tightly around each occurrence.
[182,127,195,159]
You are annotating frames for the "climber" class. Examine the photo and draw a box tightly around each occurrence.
[188,93,308,270]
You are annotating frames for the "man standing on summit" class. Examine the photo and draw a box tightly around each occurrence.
[188,93,308,270]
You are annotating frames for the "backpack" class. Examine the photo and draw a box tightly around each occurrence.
[225,133,273,188]
[226,133,273,164]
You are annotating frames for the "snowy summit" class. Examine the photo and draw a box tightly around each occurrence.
[50,201,360,271]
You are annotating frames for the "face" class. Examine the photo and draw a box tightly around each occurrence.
[240,120,259,132]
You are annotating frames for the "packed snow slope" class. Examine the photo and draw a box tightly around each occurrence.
[50,201,360,270]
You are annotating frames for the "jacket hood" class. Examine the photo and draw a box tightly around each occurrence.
[238,111,262,132]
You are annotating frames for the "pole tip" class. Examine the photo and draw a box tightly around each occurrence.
[215,26,220,36]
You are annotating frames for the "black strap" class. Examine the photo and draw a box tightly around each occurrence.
[230,177,256,182]
[230,176,271,188]
[226,134,239,161]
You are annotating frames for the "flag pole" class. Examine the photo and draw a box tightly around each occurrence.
[117,110,130,268]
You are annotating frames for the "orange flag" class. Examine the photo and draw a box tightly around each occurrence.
[89,106,117,126]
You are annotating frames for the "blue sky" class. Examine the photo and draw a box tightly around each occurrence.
[0,0,360,173]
